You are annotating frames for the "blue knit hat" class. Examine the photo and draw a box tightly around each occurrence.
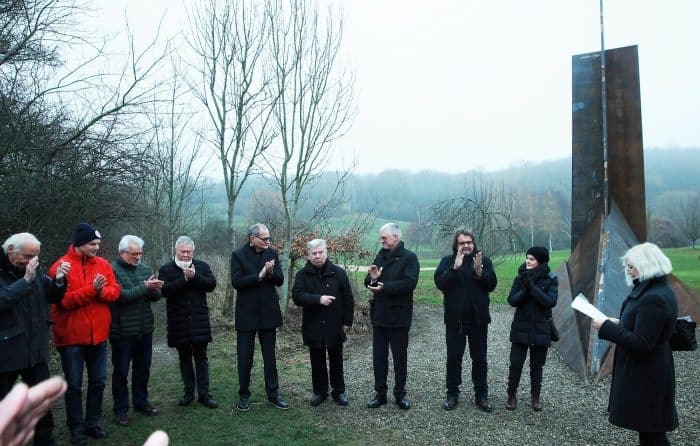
[73,222,101,247]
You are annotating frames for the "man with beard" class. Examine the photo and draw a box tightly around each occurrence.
[434,229,497,412]
[50,222,121,445]
[159,236,218,409]
[365,223,419,410]
[0,233,69,446]
[292,239,354,407]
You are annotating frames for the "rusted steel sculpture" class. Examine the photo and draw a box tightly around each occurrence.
[553,45,700,380]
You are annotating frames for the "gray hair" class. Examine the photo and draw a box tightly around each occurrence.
[248,223,270,238]
[380,222,401,239]
[2,233,41,253]
[118,235,144,252]
[621,242,672,286]
[307,238,327,253]
[175,235,195,251]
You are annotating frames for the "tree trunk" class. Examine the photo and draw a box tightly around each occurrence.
[221,201,236,318]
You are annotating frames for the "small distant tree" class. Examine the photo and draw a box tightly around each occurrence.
[679,193,700,248]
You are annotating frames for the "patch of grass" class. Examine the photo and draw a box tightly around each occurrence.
[51,321,355,446]
[665,246,700,291]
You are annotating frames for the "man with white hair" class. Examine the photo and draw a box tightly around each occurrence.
[159,236,218,409]
[365,223,420,410]
[109,235,164,426]
[0,232,69,446]
[292,239,354,407]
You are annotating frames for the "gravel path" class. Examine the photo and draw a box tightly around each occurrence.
[307,303,700,446]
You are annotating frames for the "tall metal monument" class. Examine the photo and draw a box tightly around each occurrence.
[552,43,700,379]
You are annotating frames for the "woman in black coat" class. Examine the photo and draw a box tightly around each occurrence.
[505,246,557,411]
[593,242,678,446]
[292,239,354,407]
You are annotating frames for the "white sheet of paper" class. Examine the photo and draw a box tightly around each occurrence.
[571,293,608,320]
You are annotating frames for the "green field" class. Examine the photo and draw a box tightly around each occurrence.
[413,248,698,306]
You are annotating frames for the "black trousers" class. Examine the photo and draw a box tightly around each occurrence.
[0,362,54,446]
[175,343,210,398]
[237,328,279,399]
[372,326,409,399]
[445,324,488,398]
[638,432,670,446]
[507,342,548,393]
[309,343,345,396]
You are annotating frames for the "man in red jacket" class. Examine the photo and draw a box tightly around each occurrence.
[50,222,121,446]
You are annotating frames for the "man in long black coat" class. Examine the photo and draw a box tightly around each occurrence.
[1,232,69,446]
[434,229,497,412]
[365,223,419,410]
[292,238,354,407]
[231,223,288,411]
[159,236,218,409]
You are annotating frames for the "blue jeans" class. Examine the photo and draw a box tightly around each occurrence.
[111,334,153,415]
[58,342,108,434]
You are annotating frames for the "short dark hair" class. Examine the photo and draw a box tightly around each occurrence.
[452,228,476,254]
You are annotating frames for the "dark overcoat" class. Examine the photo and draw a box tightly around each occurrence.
[598,276,678,433]
[159,259,216,347]
[292,259,354,348]
[110,257,161,340]
[363,241,419,328]
[0,251,65,372]
[507,267,558,346]
[230,244,284,332]
[434,252,497,328]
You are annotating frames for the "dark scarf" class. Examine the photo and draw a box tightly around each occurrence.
[517,262,550,282]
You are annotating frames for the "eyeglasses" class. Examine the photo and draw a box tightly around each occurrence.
[255,236,271,242]
[125,251,143,257]
[457,241,474,246]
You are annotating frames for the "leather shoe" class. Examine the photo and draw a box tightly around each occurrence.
[332,392,349,406]
[476,397,493,412]
[309,393,327,407]
[114,414,129,426]
[134,404,159,416]
[198,395,219,409]
[70,432,87,446]
[367,394,387,408]
[268,395,290,410]
[396,397,411,410]
[443,394,458,411]
[505,393,517,410]
[85,425,108,439]
[178,392,194,406]
[237,397,250,412]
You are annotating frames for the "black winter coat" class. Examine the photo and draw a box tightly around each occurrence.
[507,264,558,346]
[159,259,216,347]
[434,252,497,328]
[0,251,65,372]
[292,259,354,348]
[231,244,284,332]
[364,241,419,328]
[598,276,678,433]
[110,258,161,340]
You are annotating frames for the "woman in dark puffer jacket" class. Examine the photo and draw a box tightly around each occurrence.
[505,246,557,411]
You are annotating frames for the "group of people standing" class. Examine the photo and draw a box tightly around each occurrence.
[0,220,680,445]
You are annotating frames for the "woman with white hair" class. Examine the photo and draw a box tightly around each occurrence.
[593,242,678,446]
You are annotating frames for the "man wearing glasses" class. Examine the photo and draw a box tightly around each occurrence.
[231,223,288,411]
[434,229,497,413]
[109,235,163,427]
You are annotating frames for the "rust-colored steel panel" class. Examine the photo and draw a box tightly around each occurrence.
[571,45,646,250]
[552,262,587,379]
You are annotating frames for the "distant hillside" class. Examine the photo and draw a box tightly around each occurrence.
[206,147,700,221]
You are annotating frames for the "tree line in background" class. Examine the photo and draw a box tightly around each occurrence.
[2,1,698,316]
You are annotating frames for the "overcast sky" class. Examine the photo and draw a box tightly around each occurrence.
[91,0,700,174]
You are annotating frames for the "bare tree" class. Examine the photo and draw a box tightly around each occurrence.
[264,0,355,307]
[140,67,207,270]
[430,177,519,263]
[679,193,700,249]
[185,0,276,316]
